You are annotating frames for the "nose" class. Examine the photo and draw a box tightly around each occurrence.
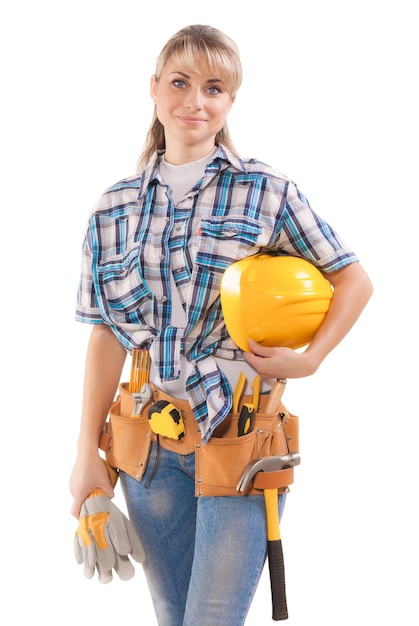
[184,87,203,110]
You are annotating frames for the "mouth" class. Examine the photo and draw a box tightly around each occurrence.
[177,116,206,125]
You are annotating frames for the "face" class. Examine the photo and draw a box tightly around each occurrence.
[150,59,235,159]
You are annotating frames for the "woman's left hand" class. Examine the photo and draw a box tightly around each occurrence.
[244,339,317,380]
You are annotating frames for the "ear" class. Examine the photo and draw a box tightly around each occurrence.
[150,74,158,104]
[226,94,236,114]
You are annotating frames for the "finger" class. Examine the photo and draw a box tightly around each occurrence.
[114,553,135,581]
[108,513,146,562]
[247,339,276,356]
[125,520,146,563]
[98,482,115,501]
[71,497,83,519]
[107,515,131,555]
[243,347,271,371]
[96,562,113,584]
[81,540,96,571]
[74,536,84,565]
[83,559,96,580]
[95,528,117,572]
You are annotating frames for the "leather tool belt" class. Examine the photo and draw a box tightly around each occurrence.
[99,382,299,497]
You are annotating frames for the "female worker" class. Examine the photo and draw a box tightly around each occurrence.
[70,24,373,626]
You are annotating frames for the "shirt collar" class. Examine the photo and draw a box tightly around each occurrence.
[137,144,247,199]
[214,144,247,173]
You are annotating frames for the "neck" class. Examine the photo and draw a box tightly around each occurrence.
[164,139,216,166]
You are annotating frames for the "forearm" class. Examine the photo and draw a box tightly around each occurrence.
[304,261,373,369]
[70,325,127,516]
[244,261,373,379]
[77,324,127,455]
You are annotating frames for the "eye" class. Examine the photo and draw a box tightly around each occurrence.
[173,79,186,89]
[207,85,222,95]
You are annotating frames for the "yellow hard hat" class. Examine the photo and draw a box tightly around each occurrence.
[220,254,333,351]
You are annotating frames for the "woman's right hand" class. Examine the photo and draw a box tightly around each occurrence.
[69,452,115,519]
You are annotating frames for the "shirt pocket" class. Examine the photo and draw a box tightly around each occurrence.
[96,247,153,323]
[195,214,262,274]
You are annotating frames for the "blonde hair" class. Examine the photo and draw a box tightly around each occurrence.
[137,25,243,171]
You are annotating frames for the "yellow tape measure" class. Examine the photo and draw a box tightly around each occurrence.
[148,400,185,440]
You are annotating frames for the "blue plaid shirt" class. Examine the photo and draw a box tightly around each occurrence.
[76,145,358,442]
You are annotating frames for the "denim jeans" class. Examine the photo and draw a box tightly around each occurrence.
[120,442,286,626]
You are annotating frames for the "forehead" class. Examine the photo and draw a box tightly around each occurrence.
[164,50,234,88]
[164,60,221,80]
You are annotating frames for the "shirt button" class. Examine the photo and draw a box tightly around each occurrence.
[160,254,165,260]
[176,226,182,232]
[162,296,167,302]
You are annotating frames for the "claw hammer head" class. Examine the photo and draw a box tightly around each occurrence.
[236,453,301,492]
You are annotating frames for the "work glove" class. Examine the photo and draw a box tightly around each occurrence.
[74,488,146,583]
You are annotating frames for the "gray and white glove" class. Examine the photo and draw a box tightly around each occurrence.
[74,488,146,583]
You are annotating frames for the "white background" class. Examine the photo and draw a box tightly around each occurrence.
[1,1,417,624]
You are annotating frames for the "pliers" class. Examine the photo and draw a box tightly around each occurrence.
[233,372,261,436]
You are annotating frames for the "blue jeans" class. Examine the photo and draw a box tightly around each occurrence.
[120,442,286,626]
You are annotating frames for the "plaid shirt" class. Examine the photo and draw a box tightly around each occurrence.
[76,145,358,442]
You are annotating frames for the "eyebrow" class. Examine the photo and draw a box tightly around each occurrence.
[169,71,224,85]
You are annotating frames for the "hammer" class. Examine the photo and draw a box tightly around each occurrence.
[237,453,301,621]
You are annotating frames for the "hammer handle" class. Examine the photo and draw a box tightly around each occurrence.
[267,539,288,621]
[265,379,286,414]
[264,488,288,621]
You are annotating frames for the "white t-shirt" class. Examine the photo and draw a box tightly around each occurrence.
[149,149,271,398]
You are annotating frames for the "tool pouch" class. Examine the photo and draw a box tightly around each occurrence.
[195,392,299,497]
[99,383,198,482]
[100,391,152,482]
[100,382,299,496]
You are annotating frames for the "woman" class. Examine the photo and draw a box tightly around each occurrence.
[70,24,373,625]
